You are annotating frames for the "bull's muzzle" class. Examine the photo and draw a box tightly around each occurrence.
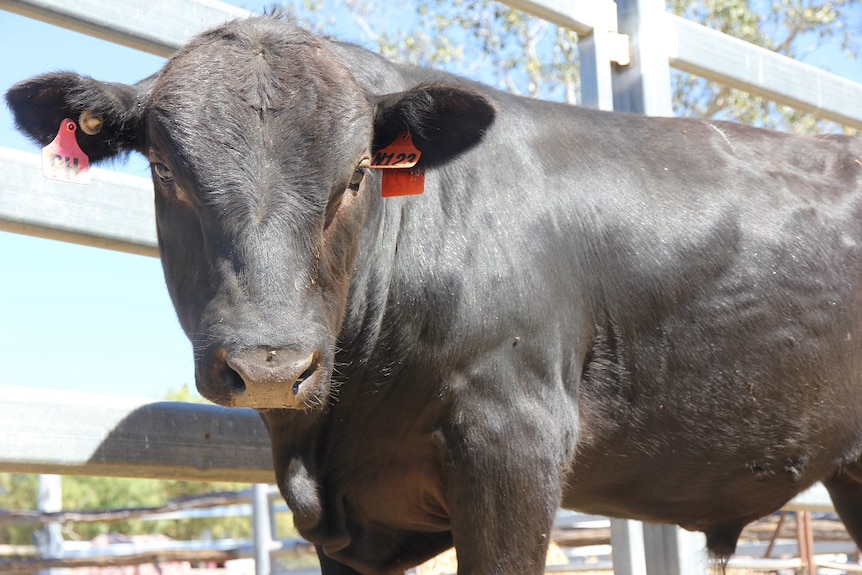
[221,347,322,409]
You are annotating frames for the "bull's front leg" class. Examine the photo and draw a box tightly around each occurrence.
[444,389,574,575]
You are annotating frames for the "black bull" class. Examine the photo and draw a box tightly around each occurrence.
[8,15,862,575]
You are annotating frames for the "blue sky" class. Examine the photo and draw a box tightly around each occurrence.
[0,11,180,400]
[0,2,860,401]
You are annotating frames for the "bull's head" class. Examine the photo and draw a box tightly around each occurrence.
[6,17,494,411]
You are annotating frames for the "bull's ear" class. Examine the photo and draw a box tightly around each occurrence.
[5,72,148,163]
[373,83,496,170]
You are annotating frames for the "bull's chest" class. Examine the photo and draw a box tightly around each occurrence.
[338,450,450,532]
[284,408,452,542]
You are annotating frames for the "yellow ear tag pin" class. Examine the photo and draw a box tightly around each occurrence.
[370,132,424,197]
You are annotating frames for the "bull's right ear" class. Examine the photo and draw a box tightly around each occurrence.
[5,72,149,162]
[373,83,496,171]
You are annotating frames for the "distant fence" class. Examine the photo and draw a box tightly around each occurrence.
[4,485,860,574]
[1,1,862,574]
[0,487,316,574]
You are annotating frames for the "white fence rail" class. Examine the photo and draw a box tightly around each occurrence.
[0,0,251,56]
[667,13,862,128]
[0,148,157,256]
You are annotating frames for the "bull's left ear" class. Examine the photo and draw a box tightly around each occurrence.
[5,72,150,163]
[373,83,496,170]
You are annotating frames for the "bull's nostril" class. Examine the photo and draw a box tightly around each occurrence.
[224,365,247,393]
[293,357,319,395]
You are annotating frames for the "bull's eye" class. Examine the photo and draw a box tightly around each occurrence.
[348,158,371,191]
[348,169,366,191]
[152,162,174,183]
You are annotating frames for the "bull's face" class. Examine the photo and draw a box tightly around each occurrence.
[6,18,494,411]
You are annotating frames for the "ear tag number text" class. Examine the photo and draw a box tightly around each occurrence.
[41,119,91,184]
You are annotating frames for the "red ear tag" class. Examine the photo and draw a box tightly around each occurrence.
[41,118,90,184]
[371,131,424,197]
[381,170,425,197]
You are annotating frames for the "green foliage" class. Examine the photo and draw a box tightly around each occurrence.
[402,0,581,102]
[60,478,255,542]
[0,474,37,545]
[289,0,581,103]
[164,383,207,403]
[0,474,256,545]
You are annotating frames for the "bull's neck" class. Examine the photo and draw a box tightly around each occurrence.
[336,187,404,377]
[328,40,442,379]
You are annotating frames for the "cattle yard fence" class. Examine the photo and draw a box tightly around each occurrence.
[2,483,859,574]
[1,1,862,574]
